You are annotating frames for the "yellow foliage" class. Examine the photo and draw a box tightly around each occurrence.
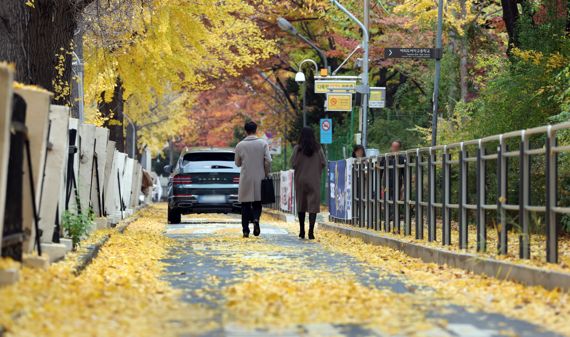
[394,0,485,37]
[83,0,277,154]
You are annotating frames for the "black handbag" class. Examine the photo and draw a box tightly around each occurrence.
[261,177,275,204]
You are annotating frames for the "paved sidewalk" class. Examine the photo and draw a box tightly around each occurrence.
[163,215,562,337]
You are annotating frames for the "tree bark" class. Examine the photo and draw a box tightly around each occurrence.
[501,0,520,53]
[0,1,30,81]
[100,78,125,152]
[0,0,94,105]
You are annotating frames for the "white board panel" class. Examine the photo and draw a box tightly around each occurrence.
[14,87,52,253]
[0,64,14,252]
[122,158,134,209]
[39,106,69,242]
[78,124,96,214]
[91,127,109,217]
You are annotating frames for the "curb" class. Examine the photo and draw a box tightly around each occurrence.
[318,221,570,291]
[72,215,140,276]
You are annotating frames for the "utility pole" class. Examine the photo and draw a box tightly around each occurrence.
[431,0,444,146]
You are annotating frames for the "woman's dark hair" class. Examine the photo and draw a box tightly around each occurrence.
[352,145,366,158]
[298,127,319,157]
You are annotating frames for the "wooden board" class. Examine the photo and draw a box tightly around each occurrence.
[114,152,127,218]
[91,127,109,217]
[103,141,116,216]
[78,124,96,214]
[39,106,69,242]
[130,162,142,208]
[66,118,80,213]
[122,158,134,210]
[14,86,52,253]
[0,64,14,252]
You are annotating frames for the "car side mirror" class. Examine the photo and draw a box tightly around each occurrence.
[163,165,172,174]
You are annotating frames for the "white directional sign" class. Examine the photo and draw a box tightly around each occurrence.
[315,80,357,94]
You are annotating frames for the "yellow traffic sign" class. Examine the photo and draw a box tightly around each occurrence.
[326,93,352,111]
[315,80,357,94]
[369,87,386,108]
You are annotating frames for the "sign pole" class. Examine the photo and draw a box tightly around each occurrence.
[431,0,444,146]
[331,0,369,148]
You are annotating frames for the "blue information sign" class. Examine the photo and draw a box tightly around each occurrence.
[320,118,332,144]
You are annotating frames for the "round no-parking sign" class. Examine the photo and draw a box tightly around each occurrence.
[320,118,332,144]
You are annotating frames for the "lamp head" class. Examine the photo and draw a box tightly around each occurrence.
[277,17,298,35]
[295,71,306,83]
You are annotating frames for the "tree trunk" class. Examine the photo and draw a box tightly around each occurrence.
[100,77,125,152]
[501,0,520,53]
[0,1,30,81]
[0,1,79,105]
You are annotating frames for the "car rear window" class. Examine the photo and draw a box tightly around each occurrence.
[182,152,235,162]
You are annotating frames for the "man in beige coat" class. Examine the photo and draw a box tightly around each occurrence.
[235,121,271,237]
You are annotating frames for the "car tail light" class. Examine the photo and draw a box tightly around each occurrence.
[173,175,192,185]
[233,176,240,184]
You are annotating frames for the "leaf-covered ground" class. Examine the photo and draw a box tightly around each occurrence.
[164,209,570,337]
[2,204,569,336]
[0,205,215,337]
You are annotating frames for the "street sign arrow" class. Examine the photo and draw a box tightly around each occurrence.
[384,48,442,59]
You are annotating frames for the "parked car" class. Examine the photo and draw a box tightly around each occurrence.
[165,148,240,224]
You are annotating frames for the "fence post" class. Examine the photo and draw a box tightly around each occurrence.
[476,139,486,252]
[498,135,508,255]
[428,147,436,242]
[404,152,411,235]
[383,154,389,232]
[519,131,530,259]
[365,159,370,229]
[373,157,382,230]
[394,154,401,234]
[415,149,423,240]
[545,126,558,263]
[442,145,451,245]
[459,142,468,249]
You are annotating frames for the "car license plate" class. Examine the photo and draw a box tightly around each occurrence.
[198,195,226,204]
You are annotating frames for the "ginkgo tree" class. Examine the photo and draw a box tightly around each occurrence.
[82,0,277,154]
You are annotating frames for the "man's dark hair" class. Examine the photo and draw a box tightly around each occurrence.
[244,121,257,134]
[393,140,402,147]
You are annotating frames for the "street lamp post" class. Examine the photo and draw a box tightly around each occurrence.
[277,17,329,71]
[330,0,370,148]
[295,59,319,127]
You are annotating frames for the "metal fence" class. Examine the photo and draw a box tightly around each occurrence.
[267,172,281,212]
[344,122,570,264]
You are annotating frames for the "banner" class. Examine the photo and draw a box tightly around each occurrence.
[328,160,350,220]
[345,158,353,218]
[280,170,294,212]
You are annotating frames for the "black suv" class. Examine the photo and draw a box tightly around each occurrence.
[165,148,240,224]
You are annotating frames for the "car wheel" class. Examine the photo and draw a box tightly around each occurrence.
[168,207,181,224]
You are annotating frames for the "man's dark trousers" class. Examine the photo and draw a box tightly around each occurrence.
[241,201,262,234]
